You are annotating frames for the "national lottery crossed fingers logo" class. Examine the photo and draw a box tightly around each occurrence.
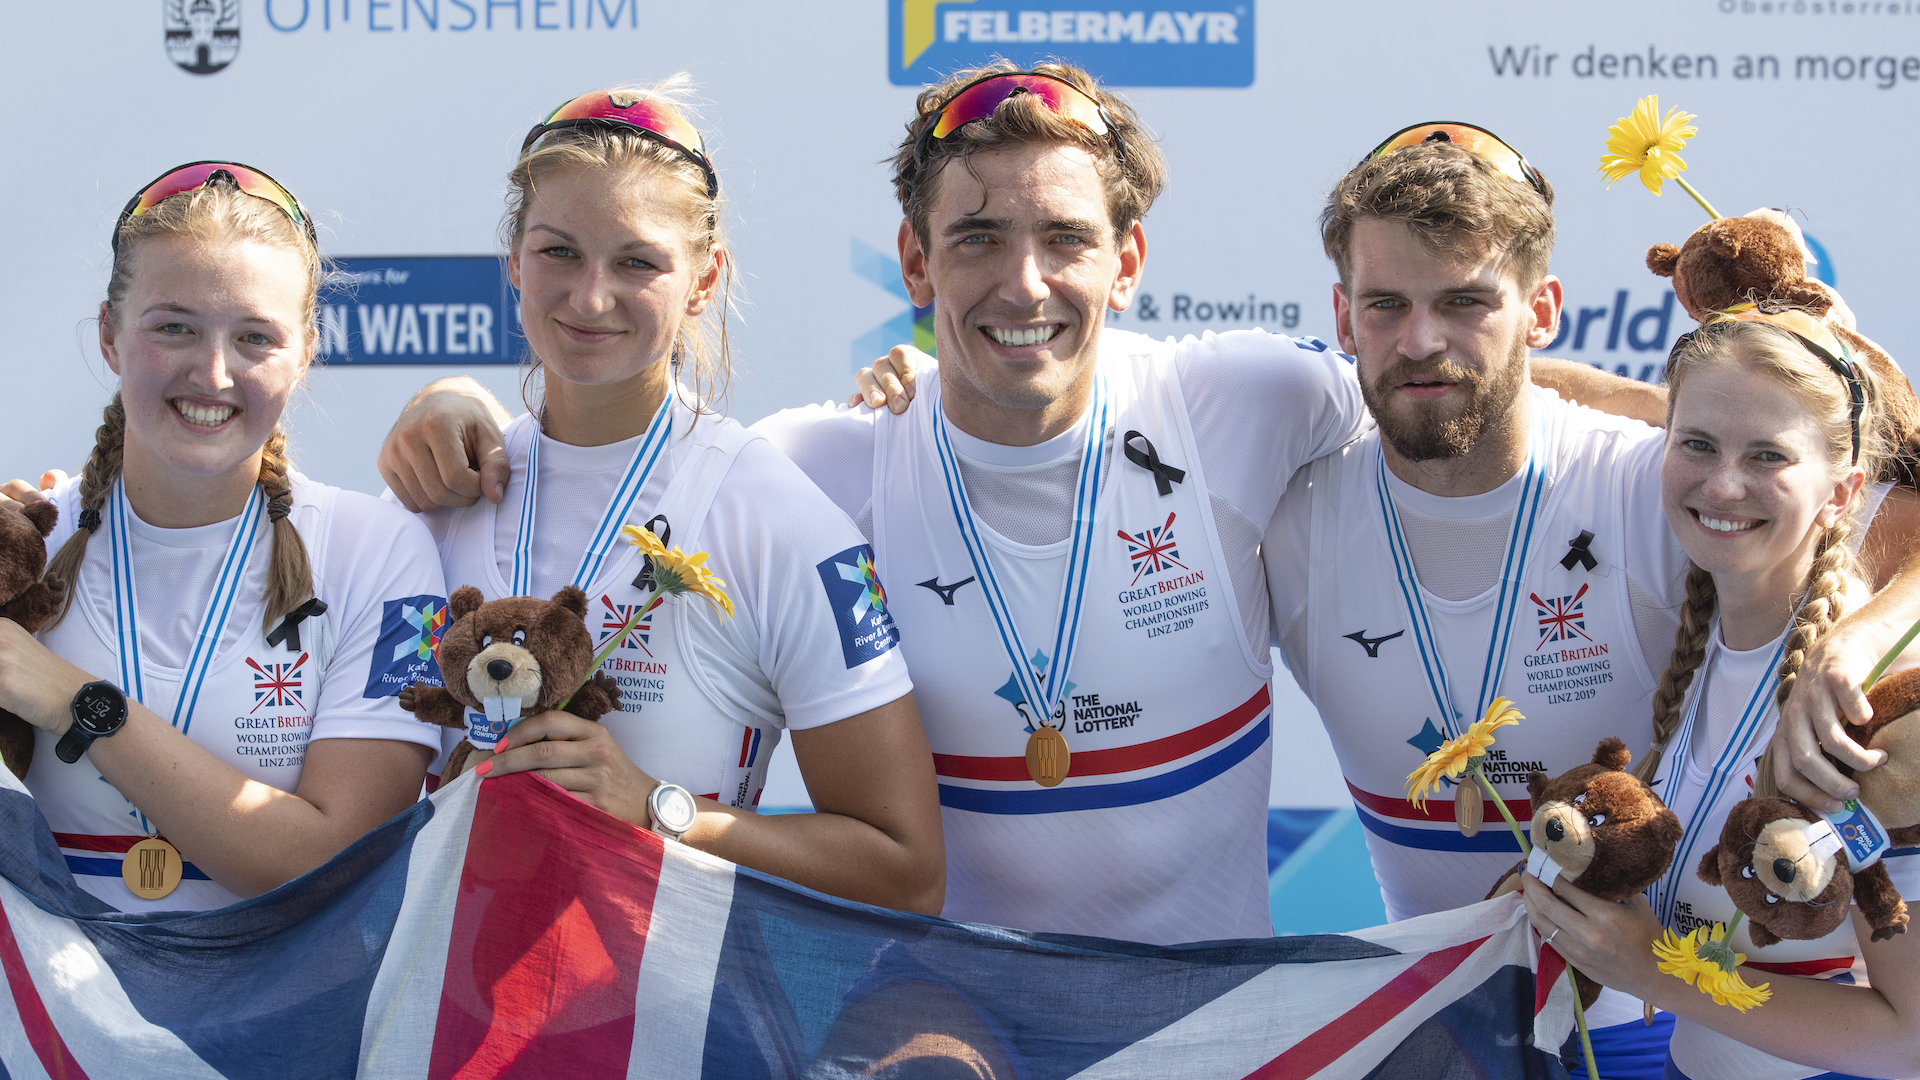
[816,545,902,669]
[363,594,450,698]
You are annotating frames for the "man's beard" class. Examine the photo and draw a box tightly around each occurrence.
[1360,344,1528,462]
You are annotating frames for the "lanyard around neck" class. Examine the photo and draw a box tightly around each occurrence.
[108,479,265,733]
[1373,430,1548,740]
[932,379,1109,726]
[511,392,674,597]
[1652,624,1791,930]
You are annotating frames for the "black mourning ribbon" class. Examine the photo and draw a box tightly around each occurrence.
[1561,530,1597,572]
[266,598,328,653]
[631,515,672,593]
[1123,430,1186,496]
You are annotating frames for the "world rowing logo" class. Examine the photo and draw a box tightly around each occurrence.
[599,595,654,656]
[1532,584,1593,649]
[1119,511,1188,586]
[247,654,308,714]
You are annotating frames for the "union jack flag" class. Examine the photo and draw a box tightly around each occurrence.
[1119,511,1189,586]
[246,653,308,714]
[599,595,653,656]
[1531,585,1593,649]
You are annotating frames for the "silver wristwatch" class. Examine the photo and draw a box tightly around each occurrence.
[647,781,698,842]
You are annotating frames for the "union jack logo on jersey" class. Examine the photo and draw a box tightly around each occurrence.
[1531,584,1593,649]
[247,653,309,714]
[599,595,653,656]
[1119,511,1189,586]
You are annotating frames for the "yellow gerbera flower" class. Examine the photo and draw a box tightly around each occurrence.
[1653,924,1771,1011]
[1405,698,1523,810]
[1599,95,1697,195]
[620,524,735,617]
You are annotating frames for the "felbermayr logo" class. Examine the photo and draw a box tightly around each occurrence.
[890,0,1254,87]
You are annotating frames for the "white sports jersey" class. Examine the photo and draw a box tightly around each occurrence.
[421,391,913,807]
[33,474,447,912]
[1275,389,1689,910]
[759,328,1366,944]
[1651,622,1920,1080]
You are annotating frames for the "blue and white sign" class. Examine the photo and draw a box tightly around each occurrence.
[318,257,519,365]
[889,0,1254,87]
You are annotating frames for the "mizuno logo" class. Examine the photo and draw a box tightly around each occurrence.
[1343,629,1405,658]
[916,576,976,606]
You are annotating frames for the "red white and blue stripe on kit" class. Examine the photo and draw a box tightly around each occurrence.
[933,685,1272,814]
[0,757,1580,1079]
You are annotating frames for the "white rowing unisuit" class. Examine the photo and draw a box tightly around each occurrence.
[417,388,914,810]
[33,474,448,912]
[758,328,1367,944]
[1652,621,1920,1080]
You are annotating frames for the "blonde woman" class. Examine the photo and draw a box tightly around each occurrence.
[0,163,444,911]
[1524,309,1920,1080]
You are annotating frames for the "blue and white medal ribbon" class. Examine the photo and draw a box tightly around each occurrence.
[1651,626,1791,931]
[511,392,674,596]
[109,480,265,838]
[933,378,1109,734]
[1374,426,1548,740]
[109,480,265,733]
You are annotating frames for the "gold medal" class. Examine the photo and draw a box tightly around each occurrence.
[1025,725,1070,787]
[123,837,184,900]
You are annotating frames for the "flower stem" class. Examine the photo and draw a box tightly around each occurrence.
[1674,177,1721,220]
[557,595,663,711]
[1570,969,1601,1080]
[1725,910,1745,943]
[1863,613,1920,691]
[1475,768,1532,856]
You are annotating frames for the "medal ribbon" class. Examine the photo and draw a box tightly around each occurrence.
[511,392,674,596]
[1651,624,1791,930]
[933,378,1109,728]
[109,480,265,733]
[1373,424,1548,740]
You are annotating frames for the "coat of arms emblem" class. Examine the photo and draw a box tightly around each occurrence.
[165,0,240,75]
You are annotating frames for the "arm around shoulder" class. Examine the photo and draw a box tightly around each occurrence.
[1531,357,1669,427]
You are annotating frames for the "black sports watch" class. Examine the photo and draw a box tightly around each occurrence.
[55,681,129,764]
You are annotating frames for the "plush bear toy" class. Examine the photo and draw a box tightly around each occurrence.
[1697,795,1909,945]
[399,584,620,786]
[1843,666,1920,850]
[0,503,64,781]
[1487,737,1683,1007]
[1646,209,1920,485]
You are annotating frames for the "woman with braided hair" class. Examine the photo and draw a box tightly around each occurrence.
[1523,311,1920,1079]
[0,163,445,911]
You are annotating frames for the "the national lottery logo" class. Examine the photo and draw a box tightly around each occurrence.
[164,0,240,76]
[598,595,654,656]
[1119,511,1188,586]
[364,594,449,699]
[246,654,307,714]
[814,544,902,669]
[1532,584,1594,649]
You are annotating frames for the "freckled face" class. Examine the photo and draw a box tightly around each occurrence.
[102,233,311,486]
[509,164,717,391]
[1662,356,1856,579]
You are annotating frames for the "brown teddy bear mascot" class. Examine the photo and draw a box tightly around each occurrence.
[0,502,64,781]
[1646,209,1920,485]
[1487,737,1683,1006]
[399,584,620,786]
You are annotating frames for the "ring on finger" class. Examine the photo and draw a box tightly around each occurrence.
[1545,927,1561,946]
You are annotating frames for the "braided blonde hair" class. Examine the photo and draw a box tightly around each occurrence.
[1646,319,1888,793]
[45,178,318,634]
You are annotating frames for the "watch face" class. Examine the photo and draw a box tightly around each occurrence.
[75,685,125,733]
[653,784,698,834]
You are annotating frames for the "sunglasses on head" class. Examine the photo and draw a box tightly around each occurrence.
[914,71,1123,167]
[523,90,718,198]
[1668,299,1866,464]
[1368,122,1549,199]
[115,161,315,255]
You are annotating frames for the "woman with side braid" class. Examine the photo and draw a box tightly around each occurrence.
[1524,311,1920,1079]
[0,164,445,911]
